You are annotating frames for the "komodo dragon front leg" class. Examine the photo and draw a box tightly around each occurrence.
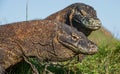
[15,41,39,74]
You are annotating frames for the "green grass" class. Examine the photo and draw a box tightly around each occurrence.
[78,42,120,74]
[88,27,117,46]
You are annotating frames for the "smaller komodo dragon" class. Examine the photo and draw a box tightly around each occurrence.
[45,3,102,36]
[0,20,98,74]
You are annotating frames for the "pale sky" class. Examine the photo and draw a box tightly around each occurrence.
[0,0,120,39]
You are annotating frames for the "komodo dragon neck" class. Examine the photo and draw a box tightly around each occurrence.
[45,7,69,24]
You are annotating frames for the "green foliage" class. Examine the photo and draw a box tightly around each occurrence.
[78,42,120,74]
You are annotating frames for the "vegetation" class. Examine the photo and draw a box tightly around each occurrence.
[7,27,120,74]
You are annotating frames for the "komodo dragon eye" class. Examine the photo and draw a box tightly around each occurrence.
[71,33,80,41]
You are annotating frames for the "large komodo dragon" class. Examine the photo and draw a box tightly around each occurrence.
[45,3,102,61]
[45,3,102,36]
[0,20,98,74]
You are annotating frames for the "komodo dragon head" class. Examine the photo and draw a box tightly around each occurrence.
[55,22,98,55]
[46,3,102,36]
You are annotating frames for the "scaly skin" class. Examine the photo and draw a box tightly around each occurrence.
[0,20,98,73]
[45,3,102,62]
[45,3,102,36]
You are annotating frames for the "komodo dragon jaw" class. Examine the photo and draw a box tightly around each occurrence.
[56,24,98,55]
[73,15,101,30]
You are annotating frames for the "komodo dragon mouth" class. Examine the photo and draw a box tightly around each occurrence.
[73,15,101,30]
[56,24,98,55]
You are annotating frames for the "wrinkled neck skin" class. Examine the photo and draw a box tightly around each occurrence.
[44,36,76,62]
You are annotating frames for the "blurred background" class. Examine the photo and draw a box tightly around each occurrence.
[0,0,120,39]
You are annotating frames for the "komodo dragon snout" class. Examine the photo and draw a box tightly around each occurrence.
[56,23,98,55]
[73,14,101,30]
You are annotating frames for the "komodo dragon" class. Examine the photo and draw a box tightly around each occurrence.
[45,3,102,36]
[0,20,98,74]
